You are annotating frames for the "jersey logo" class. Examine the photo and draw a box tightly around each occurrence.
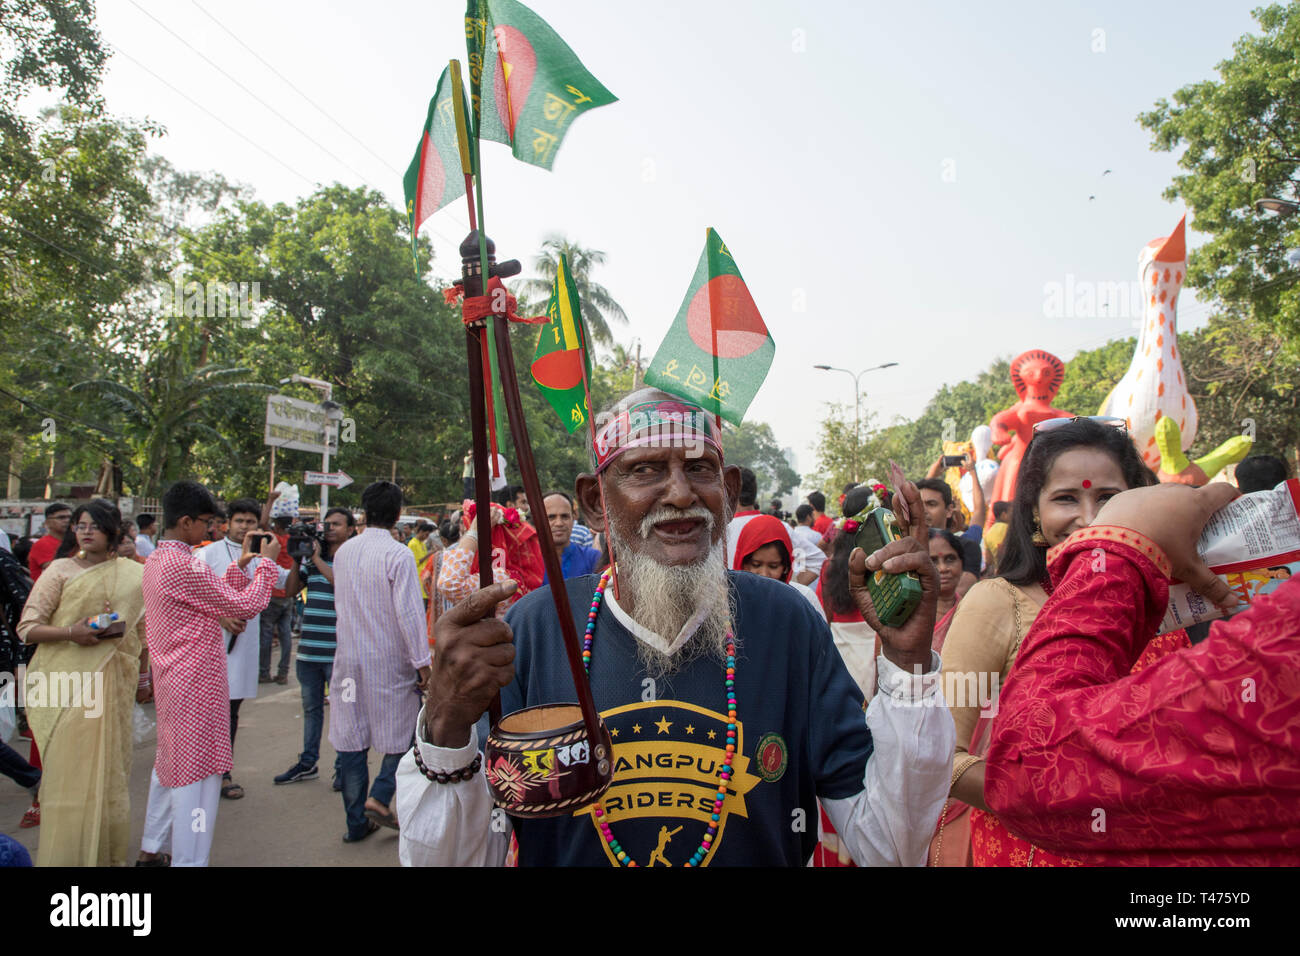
[754,732,788,783]
[572,699,762,866]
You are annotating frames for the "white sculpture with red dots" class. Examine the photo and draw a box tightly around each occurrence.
[1099,214,1197,468]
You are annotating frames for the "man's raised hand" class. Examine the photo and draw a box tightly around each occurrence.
[848,480,938,672]
[426,580,518,748]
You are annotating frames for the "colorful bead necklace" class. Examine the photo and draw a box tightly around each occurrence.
[583,567,737,867]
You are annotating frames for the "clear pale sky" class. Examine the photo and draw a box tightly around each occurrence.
[90,0,1264,477]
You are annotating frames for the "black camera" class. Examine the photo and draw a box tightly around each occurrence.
[286,522,324,560]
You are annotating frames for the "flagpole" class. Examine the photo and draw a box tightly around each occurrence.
[448,59,477,232]
[565,256,622,602]
[470,105,505,482]
[707,228,723,435]
[450,66,500,727]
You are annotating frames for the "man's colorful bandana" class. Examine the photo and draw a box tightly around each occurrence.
[593,399,723,473]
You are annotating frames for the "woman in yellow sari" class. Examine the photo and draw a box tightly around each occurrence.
[18,499,147,867]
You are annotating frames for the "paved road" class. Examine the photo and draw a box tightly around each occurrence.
[1,658,405,866]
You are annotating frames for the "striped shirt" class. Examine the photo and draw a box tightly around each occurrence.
[298,554,338,664]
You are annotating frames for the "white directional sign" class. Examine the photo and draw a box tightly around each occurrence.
[304,470,353,489]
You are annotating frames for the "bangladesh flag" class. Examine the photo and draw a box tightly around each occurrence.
[531,253,593,433]
[645,229,774,425]
[403,65,469,266]
[464,0,616,170]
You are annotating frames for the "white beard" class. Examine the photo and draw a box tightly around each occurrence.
[607,506,734,679]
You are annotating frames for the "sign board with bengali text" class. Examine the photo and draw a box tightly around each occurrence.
[265,394,329,454]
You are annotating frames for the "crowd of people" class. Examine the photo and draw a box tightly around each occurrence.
[1,387,1297,867]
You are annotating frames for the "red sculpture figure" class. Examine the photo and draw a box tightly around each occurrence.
[989,350,1071,505]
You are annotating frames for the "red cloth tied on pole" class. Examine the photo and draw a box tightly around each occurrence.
[461,501,545,598]
[445,278,545,475]
[445,276,546,327]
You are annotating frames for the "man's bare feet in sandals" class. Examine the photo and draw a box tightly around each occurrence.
[364,798,398,830]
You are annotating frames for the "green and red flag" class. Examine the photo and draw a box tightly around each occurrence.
[403,64,470,266]
[530,253,593,433]
[645,229,774,425]
[464,0,616,170]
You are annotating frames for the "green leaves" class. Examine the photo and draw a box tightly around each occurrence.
[1139,3,1300,355]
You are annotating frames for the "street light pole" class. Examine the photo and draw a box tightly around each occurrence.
[813,362,900,483]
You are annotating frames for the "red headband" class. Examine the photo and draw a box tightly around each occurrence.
[592,399,723,473]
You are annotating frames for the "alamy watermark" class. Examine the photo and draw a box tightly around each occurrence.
[1043,275,1146,320]
[0,667,105,719]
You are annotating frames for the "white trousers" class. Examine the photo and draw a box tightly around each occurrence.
[140,769,222,867]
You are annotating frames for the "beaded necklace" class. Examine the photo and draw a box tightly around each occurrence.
[583,567,737,867]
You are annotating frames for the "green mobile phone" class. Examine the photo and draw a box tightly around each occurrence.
[853,506,923,628]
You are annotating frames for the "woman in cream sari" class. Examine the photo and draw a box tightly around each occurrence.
[937,419,1188,867]
[18,499,147,867]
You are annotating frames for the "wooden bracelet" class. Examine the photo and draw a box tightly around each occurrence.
[412,743,481,784]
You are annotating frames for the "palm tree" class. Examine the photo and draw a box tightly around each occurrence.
[71,317,270,495]
[519,234,628,348]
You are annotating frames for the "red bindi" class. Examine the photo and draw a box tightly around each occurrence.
[1082,479,1092,489]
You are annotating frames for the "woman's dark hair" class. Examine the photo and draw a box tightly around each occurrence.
[822,529,858,617]
[741,539,790,579]
[928,527,964,559]
[55,499,124,558]
[998,419,1155,588]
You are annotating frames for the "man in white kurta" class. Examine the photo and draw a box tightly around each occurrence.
[329,481,431,842]
[195,499,290,799]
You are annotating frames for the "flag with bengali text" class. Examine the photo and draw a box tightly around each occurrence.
[645,229,774,425]
[464,0,616,170]
[403,65,468,267]
[531,254,593,433]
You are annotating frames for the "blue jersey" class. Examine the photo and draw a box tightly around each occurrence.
[491,570,872,866]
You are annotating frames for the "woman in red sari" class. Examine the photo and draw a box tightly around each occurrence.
[937,417,1189,867]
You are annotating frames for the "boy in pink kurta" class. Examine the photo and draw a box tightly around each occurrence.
[136,481,278,867]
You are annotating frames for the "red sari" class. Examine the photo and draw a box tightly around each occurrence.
[970,609,1191,867]
[986,525,1300,865]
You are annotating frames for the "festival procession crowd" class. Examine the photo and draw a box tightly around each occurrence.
[0,383,1297,867]
[3,1,1300,874]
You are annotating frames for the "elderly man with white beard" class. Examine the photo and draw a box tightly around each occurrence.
[395,389,954,866]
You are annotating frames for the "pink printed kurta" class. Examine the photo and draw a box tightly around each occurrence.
[143,540,277,787]
[328,529,432,754]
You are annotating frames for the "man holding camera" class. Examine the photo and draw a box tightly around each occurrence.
[274,507,356,787]
[196,498,295,801]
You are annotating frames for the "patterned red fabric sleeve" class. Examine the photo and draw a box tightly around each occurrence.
[985,531,1300,866]
[159,554,278,620]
